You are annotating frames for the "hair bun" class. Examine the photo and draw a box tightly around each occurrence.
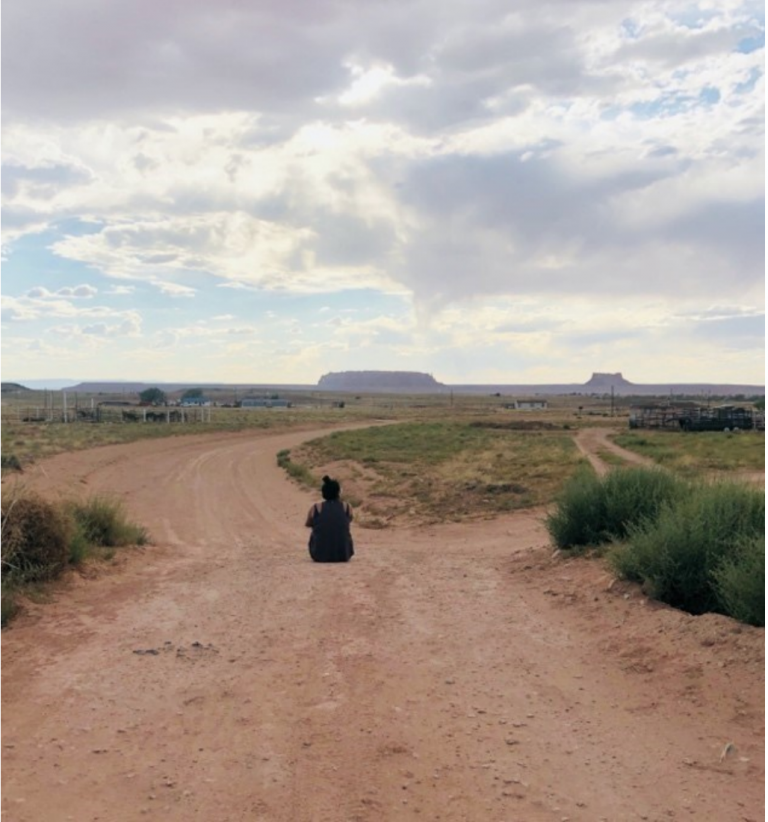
[322,475,331,483]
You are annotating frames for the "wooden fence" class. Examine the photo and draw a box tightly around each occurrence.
[1,406,212,425]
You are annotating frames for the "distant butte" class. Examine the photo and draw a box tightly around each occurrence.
[15,372,764,397]
[317,371,444,391]
[584,372,634,389]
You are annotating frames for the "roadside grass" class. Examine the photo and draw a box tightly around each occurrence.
[595,449,627,467]
[545,465,765,626]
[1,395,621,471]
[0,407,386,468]
[710,534,765,627]
[286,421,586,525]
[546,466,688,550]
[613,430,765,475]
[1,488,148,627]
[276,449,317,487]
[65,496,148,548]
[609,480,764,622]
[1,454,23,474]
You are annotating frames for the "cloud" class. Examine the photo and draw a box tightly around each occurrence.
[67,312,143,338]
[2,0,352,122]
[2,161,93,199]
[2,294,139,323]
[152,281,197,298]
[0,0,762,383]
[26,284,97,299]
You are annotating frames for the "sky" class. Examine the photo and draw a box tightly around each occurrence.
[1,0,765,387]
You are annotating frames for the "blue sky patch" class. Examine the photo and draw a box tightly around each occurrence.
[736,33,765,54]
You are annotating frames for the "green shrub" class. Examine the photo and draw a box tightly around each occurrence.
[610,481,765,616]
[276,449,315,487]
[545,466,686,549]
[67,496,148,547]
[545,467,606,549]
[276,449,290,468]
[1,455,22,473]
[1,491,148,627]
[600,467,688,540]
[68,522,91,566]
[1,583,20,627]
[1,492,72,581]
[711,534,765,627]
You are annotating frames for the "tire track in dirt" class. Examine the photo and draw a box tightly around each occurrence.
[574,426,764,485]
[574,427,655,476]
[2,426,763,821]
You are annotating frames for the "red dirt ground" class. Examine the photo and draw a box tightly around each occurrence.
[2,426,764,821]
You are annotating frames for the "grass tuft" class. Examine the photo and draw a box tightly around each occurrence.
[546,466,764,625]
[711,534,765,627]
[609,480,764,620]
[276,448,316,487]
[545,466,686,550]
[2,492,72,582]
[1,489,149,626]
[66,496,148,547]
[1,454,23,473]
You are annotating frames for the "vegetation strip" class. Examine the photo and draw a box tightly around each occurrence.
[1,490,148,627]
[279,421,586,526]
[546,466,764,626]
[613,430,765,474]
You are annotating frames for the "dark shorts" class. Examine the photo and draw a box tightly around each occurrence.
[308,533,354,562]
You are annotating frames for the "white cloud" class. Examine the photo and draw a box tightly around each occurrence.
[2,293,142,325]
[1,0,762,383]
[335,62,432,106]
[51,311,143,339]
[26,284,97,299]
[152,281,197,298]
[60,284,98,298]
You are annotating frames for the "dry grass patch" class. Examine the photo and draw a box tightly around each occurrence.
[1,487,149,627]
[291,422,586,526]
[613,430,764,476]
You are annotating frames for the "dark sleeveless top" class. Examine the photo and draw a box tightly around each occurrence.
[308,501,354,563]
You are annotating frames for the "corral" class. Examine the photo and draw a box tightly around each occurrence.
[3,404,212,425]
[629,402,763,431]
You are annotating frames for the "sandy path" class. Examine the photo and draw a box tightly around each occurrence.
[2,427,764,822]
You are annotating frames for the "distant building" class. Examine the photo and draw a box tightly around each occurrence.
[180,396,211,407]
[506,400,549,410]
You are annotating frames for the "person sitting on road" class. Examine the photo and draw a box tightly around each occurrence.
[305,476,354,563]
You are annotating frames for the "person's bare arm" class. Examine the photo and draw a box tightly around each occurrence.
[305,504,317,527]
[345,502,354,522]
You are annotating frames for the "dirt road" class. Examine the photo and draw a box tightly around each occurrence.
[573,428,654,476]
[2,427,764,822]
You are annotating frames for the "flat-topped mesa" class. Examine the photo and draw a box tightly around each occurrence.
[584,372,634,390]
[317,370,445,391]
